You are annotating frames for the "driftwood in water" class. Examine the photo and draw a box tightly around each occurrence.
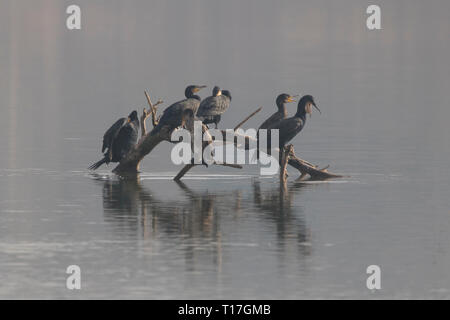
[280,145,293,183]
[113,91,343,181]
[218,130,343,181]
[173,107,262,180]
[219,131,344,181]
[114,91,246,176]
[113,92,168,175]
[287,147,343,181]
[173,163,242,181]
[113,125,170,175]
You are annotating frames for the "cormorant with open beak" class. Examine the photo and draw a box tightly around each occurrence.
[151,85,207,134]
[89,110,140,170]
[258,93,297,130]
[196,86,232,129]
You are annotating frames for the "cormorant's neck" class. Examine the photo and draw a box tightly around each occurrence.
[295,107,307,121]
[276,101,287,117]
[278,103,287,118]
[186,91,202,101]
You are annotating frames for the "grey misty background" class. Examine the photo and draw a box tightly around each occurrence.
[1,0,449,171]
[1,0,450,299]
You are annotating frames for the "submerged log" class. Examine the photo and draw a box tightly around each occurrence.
[287,148,343,180]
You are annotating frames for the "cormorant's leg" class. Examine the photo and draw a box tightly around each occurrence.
[107,149,113,163]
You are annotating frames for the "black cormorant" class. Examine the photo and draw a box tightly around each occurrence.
[151,85,206,134]
[258,93,297,130]
[101,116,129,161]
[257,93,296,159]
[222,90,232,100]
[180,109,214,165]
[196,86,232,129]
[270,95,320,163]
[89,110,140,170]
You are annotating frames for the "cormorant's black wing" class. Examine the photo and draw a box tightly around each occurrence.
[258,111,284,130]
[197,96,230,117]
[111,120,139,161]
[102,117,128,153]
[154,98,201,132]
[277,117,304,145]
[197,96,215,116]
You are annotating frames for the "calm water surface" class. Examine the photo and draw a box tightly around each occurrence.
[1,0,450,299]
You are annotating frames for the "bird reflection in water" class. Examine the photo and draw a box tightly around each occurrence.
[90,174,312,272]
[252,180,312,257]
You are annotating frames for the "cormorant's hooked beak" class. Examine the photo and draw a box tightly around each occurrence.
[127,117,131,123]
[193,85,207,93]
[306,101,321,116]
[312,101,321,114]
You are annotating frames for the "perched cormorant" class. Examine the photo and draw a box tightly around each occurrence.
[151,85,207,134]
[258,94,297,130]
[269,95,320,163]
[257,93,296,159]
[222,90,232,101]
[196,86,232,129]
[101,116,129,161]
[180,108,214,165]
[89,110,140,170]
[213,86,222,96]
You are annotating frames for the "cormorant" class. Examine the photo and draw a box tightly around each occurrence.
[258,94,297,130]
[89,110,140,170]
[257,93,296,159]
[101,116,129,161]
[180,109,214,165]
[270,95,320,163]
[222,90,232,101]
[196,86,232,129]
[151,85,207,134]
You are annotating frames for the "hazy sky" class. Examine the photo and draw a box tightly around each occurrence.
[1,0,449,169]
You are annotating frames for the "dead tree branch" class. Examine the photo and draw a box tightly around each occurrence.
[173,118,250,181]
[144,90,163,127]
[173,163,242,181]
[233,107,262,130]
[113,92,344,181]
[115,92,247,177]
[113,125,171,175]
[280,144,293,183]
[218,124,344,180]
[140,108,150,138]
[287,148,344,180]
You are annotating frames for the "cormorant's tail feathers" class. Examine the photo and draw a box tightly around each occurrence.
[88,157,108,170]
